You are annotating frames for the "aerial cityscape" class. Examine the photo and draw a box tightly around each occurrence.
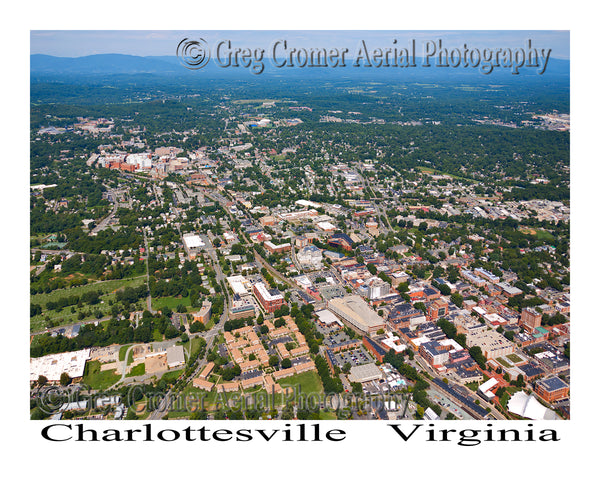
[29,30,571,423]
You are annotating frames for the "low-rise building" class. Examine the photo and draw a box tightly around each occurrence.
[535,376,569,402]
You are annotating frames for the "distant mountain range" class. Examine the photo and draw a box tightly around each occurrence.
[30,54,183,75]
[30,53,570,81]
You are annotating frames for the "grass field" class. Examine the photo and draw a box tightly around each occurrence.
[119,345,129,362]
[152,329,164,342]
[82,361,120,391]
[152,295,191,312]
[127,363,145,377]
[277,370,324,396]
[319,410,338,420]
[160,369,184,385]
[535,229,554,242]
[30,276,146,332]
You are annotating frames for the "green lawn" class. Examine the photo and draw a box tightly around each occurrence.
[152,296,191,312]
[119,345,130,362]
[277,370,324,396]
[496,357,512,368]
[506,353,525,364]
[161,369,184,385]
[465,381,480,392]
[82,361,120,391]
[535,229,554,243]
[319,410,338,420]
[127,363,146,377]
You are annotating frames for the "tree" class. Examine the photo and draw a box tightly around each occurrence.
[281,358,292,369]
[351,382,363,394]
[468,346,486,369]
[449,292,463,307]
[269,355,279,367]
[59,372,71,386]
[37,375,48,387]
[164,325,180,339]
[189,321,205,333]
[274,318,286,328]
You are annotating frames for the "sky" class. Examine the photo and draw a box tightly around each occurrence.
[30,30,570,59]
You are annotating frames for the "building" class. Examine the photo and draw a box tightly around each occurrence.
[30,349,91,383]
[166,345,185,369]
[192,378,214,391]
[253,282,285,313]
[461,269,486,287]
[259,215,277,227]
[227,275,252,296]
[347,363,383,383]
[427,299,449,321]
[474,267,500,284]
[466,329,515,360]
[198,362,215,380]
[535,376,569,402]
[419,341,451,368]
[296,245,323,270]
[367,281,390,300]
[328,233,354,252]
[388,303,426,331]
[182,233,205,259]
[520,307,543,333]
[507,391,560,420]
[264,240,292,254]
[327,295,385,334]
[362,336,387,362]
[193,300,212,323]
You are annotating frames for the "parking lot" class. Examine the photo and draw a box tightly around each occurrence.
[334,346,373,368]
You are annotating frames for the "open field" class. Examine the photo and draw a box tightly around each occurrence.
[152,295,191,312]
[30,276,146,332]
[277,370,324,395]
[127,363,145,377]
[82,360,120,391]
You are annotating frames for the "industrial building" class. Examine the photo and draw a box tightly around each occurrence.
[327,295,385,334]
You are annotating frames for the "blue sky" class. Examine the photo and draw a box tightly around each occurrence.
[30,30,570,59]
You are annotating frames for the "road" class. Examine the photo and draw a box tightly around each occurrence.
[147,322,222,419]
[142,228,155,314]
[362,172,391,233]
[412,354,506,420]
[90,200,118,236]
